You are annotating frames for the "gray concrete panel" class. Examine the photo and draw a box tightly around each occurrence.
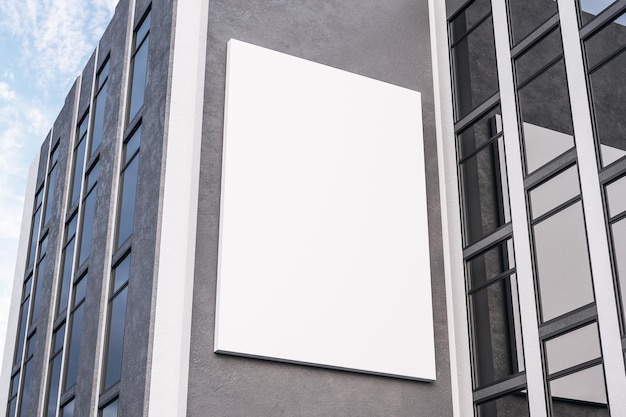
[189,1,452,416]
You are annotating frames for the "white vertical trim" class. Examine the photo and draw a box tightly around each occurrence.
[558,1,626,413]
[491,0,548,415]
[0,153,41,416]
[429,0,473,415]
[146,0,208,415]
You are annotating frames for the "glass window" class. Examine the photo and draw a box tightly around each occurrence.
[458,106,502,159]
[128,12,151,121]
[44,164,58,225]
[544,323,602,374]
[86,162,99,192]
[579,0,622,26]
[507,0,558,45]
[549,365,609,416]
[91,61,109,155]
[103,287,128,390]
[100,399,119,417]
[469,273,524,387]
[515,28,563,86]
[586,16,626,167]
[460,136,510,245]
[517,62,575,173]
[529,165,580,219]
[45,325,65,417]
[467,239,515,289]
[476,390,529,416]
[533,202,595,321]
[116,128,141,248]
[606,175,626,217]
[451,8,499,120]
[611,219,626,329]
[58,239,76,315]
[113,255,131,293]
[64,275,88,390]
[30,255,48,324]
[7,372,20,417]
[18,356,33,417]
[70,133,87,206]
[60,399,75,417]
[14,278,32,365]
[27,194,42,269]
[78,185,98,266]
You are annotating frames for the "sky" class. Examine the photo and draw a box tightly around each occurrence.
[0,0,118,365]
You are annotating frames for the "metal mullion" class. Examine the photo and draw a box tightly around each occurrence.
[546,357,603,382]
[529,196,581,226]
[515,55,564,91]
[450,12,493,48]
[523,149,577,190]
[454,94,500,132]
[510,14,561,59]
[467,268,516,295]
[579,0,626,39]
[472,373,527,404]
[463,223,513,260]
[599,159,626,184]
[109,280,129,302]
[609,210,626,225]
[538,304,597,340]
[458,132,504,163]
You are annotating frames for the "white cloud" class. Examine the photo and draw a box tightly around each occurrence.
[0,82,15,101]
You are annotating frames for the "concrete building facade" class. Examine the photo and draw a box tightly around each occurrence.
[1,0,626,416]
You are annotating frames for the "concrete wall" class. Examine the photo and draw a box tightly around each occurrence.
[188,1,453,416]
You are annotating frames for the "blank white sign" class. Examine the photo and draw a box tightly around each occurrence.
[215,39,436,381]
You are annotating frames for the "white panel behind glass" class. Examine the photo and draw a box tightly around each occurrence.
[215,39,436,381]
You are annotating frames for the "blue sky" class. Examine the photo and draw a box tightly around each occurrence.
[0,0,117,364]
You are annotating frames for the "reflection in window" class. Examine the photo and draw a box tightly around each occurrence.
[607,175,626,333]
[44,144,59,225]
[128,11,151,122]
[7,372,20,417]
[64,275,88,390]
[450,0,498,120]
[45,325,65,417]
[533,202,595,321]
[71,116,89,206]
[529,165,580,219]
[103,254,131,391]
[579,0,624,27]
[585,13,626,168]
[549,365,609,416]
[58,215,78,315]
[78,163,99,266]
[116,126,141,248]
[458,110,510,245]
[507,0,558,45]
[18,334,36,417]
[476,390,529,416]
[61,399,75,417]
[545,323,602,374]
[515,28,575,174]
[91,60,109,155]
[27,189,43,269]
[14,277,32,365]
[100,398,119,417]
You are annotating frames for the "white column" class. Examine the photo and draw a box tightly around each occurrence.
[428,0,473,415]
[491,0,548,415]
[146,0,209,416]
[558,0,626,413]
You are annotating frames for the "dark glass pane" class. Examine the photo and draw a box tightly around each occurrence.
[53,324,65,353]
[458,106,502,159]
[74,275,88,305]
[14,299,29,365]
[518,60,575,173]
[452,17,499,120]
[70,139,86,205]
[469,274,524,387]
[78,188,97,266]
[136,12,151,47]
[39,235,48,258]
[26,334,36,359]
[117,157,139,248]
[64,304,84,389]
[468,239,515,289]
[128,37,149,121]
[10,372,20,397]
[67,215,77,241]
[579,0,621,26]
[533,202,595,321]
[508,0,558,45]
[460,136,510,245]
[529,165,580,219]
[550,365,609,416]
[515,28,563,86]
[58,240,76,314]
[61,399,75,417]
[44,166,58,225]
[19,359,33,417]
[104,289,128,390]
[8,397,16,417]
[27,208,41,269]
[46,354,63,417]
[476,390,529,417]
[113,254,131,293]
[588,50,626,167]
[35,190,43,209]
[451,0,492,42]
[78,116,88,141]
[30,256,47,324]
[124,126,141,165]
[91,82,108,155]
[50,145,59,166]
[101,399,119,417]
[86,163,99,193]
[585,12,626,69]
[612,219,626,325]
[606,175,626,217]
[98,61,109,89]
[545,323,601,375]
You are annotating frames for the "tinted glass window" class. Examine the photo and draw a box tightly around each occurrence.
[19,359,33,416]
[508,0,558,45]
[515,28,563,86]
[113,255,131,293]
[467,239,515,289]
[78,188,97,266]
[70,139,87,205]
[61,399,75,417]
[612,219,626,328]
[101,399,119,417]
[44,166,58,225]
[46,354,63,417]
[549,365,608,416]
[579,0,621,26]
[27,208,41,269]
[544,323,602,374]
[458,107,502,159]
[64,304,84,389]
[104,288,128,390]
[116,156,139,248]
[30,255,47,324]
[476,390,529,416]
[58,240,76,314]
[533,202,594,321]
[128,37,149,121]
[529,165,580,219]
[606,175,626,217]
